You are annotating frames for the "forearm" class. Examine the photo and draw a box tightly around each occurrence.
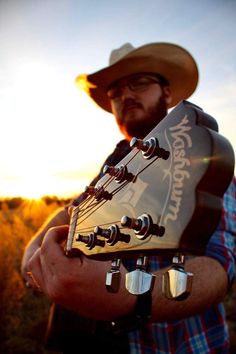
[25,225,229,323]
[45,256,227,322]
[62,261,137,321]
[79,256,228,322]
[150,256,228,321]
[88,256,228,321]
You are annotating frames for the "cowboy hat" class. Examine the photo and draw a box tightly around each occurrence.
[75,42,198,112]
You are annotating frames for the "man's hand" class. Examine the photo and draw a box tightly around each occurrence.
[25,225,136,320]
[21,207,70,283]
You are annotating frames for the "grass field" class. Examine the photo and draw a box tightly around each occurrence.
[0,197,235,353]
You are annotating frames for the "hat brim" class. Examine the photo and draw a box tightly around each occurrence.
[76,42,198,112]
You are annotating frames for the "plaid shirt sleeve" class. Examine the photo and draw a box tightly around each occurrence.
[205,176,236,286]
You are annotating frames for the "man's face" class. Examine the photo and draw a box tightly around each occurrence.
[108,73,172,141]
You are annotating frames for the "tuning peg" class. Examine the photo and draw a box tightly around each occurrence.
[84,185,96,196]
[121,214,165,240]
[84,185,112,201]
[126,256,155,295]
[106,259,121,293]
[94,225,130,245]
[103,164,134,183]
[162,255,193,300]
[76,233,105,250]
[130,137,169,160]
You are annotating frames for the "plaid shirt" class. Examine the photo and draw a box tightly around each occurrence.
[74,140,236,353]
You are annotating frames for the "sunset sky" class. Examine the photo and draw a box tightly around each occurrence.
[0,0,235,199]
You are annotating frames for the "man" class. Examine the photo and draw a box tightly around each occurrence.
[21,42,236,353]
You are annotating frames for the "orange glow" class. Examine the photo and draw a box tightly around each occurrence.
[0,61,118,200]
[75,74,97,95]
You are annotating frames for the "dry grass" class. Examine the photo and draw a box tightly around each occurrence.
[0,198,65,354]
[0,197,235,353]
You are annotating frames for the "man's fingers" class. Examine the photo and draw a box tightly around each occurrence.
[26,271,42,291]
[40,225,78,279]
[41,225,69,253]
[26,248,45,291]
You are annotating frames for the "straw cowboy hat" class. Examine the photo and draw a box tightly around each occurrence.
[75,42,198,112]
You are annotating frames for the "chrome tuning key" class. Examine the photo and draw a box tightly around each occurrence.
[162,254,193,300]
[106,258,121,293]
[126,256,155,295]
[130,137,169,160]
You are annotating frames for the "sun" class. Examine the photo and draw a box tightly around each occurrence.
[0,60,122,200]
[7,173,54,200]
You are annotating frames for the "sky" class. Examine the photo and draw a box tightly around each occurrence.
[0,0,235,199]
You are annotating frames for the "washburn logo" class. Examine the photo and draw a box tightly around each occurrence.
[164,114,192,224]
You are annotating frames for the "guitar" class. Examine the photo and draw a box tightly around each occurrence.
[65,100,235,296]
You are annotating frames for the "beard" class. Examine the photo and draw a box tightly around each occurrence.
[118,95,168,140]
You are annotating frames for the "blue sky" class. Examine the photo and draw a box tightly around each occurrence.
[0,0,235,198]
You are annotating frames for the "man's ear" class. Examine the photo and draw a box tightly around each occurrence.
[163,86,172,106]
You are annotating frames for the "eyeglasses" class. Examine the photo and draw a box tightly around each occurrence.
[107,74,162,99]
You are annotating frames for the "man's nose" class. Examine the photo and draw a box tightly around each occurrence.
[119,84,135,100]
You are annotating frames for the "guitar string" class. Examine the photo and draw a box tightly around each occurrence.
[70,170,115,211]
[73,161,160,238]
[70,150,159,238]
[72,173,115,213]
[134,155,159,178]
[75,180,130,229]
[70,157,159,239]
[77,179,130,220]
[97,149,140,190]
[76,220,122,233]
[72,156,159,233]
[70,177,133,232]
[73,149,140,218]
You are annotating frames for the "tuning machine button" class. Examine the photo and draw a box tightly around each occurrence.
[162,255,193,300]
[121,214,165,240]
[126,256,155,295]
[76,233,105,249]
[103,164,134,183]
[94,225,130,246]
[106,258,121,293]
[130,137,169,160]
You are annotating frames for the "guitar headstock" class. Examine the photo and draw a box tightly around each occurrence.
[66,101,234,262]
